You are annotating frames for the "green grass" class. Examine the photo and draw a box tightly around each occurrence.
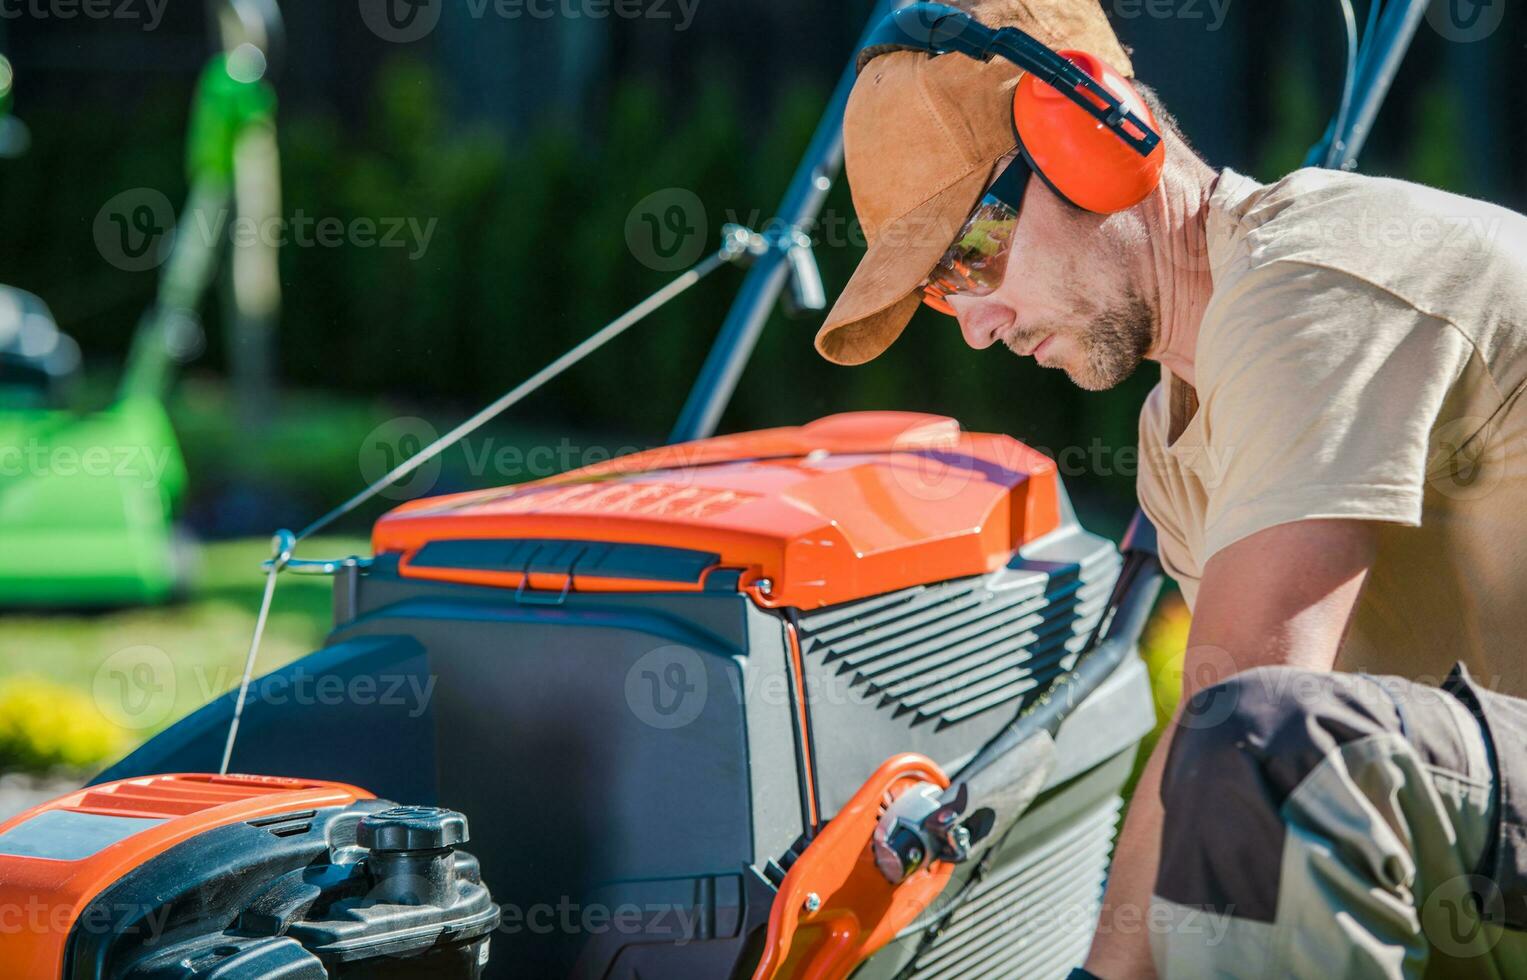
[0,536,367,768]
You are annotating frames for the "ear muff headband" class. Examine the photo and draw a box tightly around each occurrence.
[859,2,1165,214]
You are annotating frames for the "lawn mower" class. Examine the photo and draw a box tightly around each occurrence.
[0,1,1429,977]
[0,0,283,607]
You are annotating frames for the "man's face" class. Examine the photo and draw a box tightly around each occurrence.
[946,173,1155,391]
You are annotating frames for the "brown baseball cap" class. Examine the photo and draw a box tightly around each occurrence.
[815,0,1133,366]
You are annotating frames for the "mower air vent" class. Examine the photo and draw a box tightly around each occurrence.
[795,546,1121,726]
[903,796,1123,980]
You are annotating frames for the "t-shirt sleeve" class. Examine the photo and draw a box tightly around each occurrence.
[1197,260,1476,561]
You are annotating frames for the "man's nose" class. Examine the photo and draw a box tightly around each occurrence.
[947,294,1014,350]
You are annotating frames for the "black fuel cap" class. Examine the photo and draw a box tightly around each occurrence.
[358,805,469,852]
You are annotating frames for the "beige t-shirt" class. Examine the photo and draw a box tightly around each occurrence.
[1137,168,1527,697]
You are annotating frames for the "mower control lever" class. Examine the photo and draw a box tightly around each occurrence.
[872,781,980,884]
[874,721,1061,886]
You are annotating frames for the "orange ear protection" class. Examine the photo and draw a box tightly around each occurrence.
[858,3,1165,215]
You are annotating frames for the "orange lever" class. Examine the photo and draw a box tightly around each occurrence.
[751,753,956,980]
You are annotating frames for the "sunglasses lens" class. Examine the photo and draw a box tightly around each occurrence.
[922,194,1020,313]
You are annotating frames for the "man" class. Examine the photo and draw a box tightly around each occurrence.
[814,1,1527,977]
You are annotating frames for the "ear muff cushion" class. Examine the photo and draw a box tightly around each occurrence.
[1013,50,1166,214]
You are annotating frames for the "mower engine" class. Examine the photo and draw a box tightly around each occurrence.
[0,774,499,979]
[100,411,1157,979]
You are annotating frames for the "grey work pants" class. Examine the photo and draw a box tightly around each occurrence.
[1152,664,1527,979]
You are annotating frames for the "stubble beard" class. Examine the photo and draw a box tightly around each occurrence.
[1062,291,1156,392]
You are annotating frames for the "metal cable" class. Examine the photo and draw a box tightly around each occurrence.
[218,238,749,773]
[217,534,287,774]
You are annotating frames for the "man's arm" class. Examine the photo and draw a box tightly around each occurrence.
[1082,518,1378,979]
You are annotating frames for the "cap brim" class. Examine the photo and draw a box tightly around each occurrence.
[816,164,995,366]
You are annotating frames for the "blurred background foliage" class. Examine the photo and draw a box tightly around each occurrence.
[0,676,126,774]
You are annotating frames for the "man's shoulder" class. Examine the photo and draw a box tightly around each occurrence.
[1216,168,1527,310]
[1208,167,1527,395]
[1227,167,1522,241]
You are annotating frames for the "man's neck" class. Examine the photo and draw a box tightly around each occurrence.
[1143,160,1219,389]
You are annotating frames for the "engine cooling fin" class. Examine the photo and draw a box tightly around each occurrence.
[795,545,1123,728]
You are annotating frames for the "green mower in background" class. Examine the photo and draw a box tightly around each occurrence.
[0,1,284,607]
